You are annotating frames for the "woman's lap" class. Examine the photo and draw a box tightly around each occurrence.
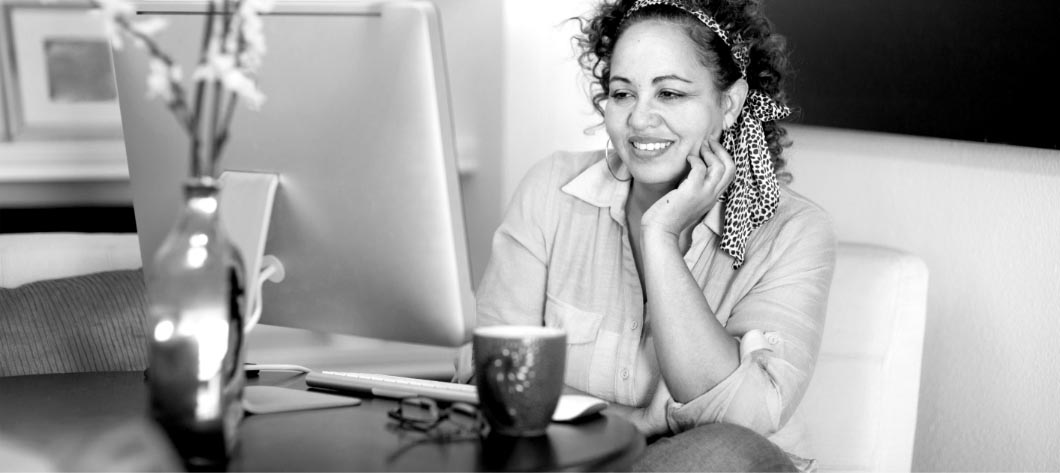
[633,423,797,472]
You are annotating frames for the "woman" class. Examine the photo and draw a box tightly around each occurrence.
[468,0,836,470]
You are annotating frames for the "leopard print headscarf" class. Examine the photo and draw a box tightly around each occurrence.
[625,0,791,269]
[719,90,790,269]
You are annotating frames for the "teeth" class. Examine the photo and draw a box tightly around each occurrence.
[633,141,671,151]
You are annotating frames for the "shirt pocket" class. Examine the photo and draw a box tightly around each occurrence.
[544,294,604,388]
[544,294,604,343]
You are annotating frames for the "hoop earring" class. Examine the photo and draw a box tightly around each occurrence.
[604,138,631,182]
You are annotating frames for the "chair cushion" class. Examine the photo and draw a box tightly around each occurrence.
[0,269,149,377]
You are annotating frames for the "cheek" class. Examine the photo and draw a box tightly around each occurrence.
[677,109,722,143]
[603,106,624,138]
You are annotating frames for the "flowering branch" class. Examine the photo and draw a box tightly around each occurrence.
[207,0,229,176]
[92,0,273,178]
[188,0,216,178]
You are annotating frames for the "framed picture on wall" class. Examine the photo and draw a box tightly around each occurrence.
[1,4,122,140]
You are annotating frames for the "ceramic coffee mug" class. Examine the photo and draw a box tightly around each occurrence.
[473,325,566,437]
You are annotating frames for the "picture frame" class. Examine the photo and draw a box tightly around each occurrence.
[0,2,122,141]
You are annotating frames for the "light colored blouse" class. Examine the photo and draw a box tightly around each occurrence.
[474,150,836,460]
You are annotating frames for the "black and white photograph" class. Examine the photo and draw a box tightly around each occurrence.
[1,0,1057,471]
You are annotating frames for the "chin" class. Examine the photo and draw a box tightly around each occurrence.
[627,164,685,187]
[623,154,685,186]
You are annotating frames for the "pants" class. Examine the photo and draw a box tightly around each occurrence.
[632,423,798,472]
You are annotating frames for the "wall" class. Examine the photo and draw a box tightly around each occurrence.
[501,2,1060,471]
[501,0,602,204]
[785,126,1060,471]
[432,0,504,284]
[0,0,131,219]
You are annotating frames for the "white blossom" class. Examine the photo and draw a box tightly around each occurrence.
[146,59,182,104]
[89,0,269,173]
[130,17,168,38]
[243,0,276,14]
[222,69,266,110]
[216,0,271,72]
[237,12,266,71]
[193,52,266,110]
[91,0,136,49]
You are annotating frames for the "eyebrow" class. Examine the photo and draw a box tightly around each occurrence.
[610,74,694,85]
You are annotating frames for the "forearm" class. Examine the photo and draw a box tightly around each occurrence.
[641,229,739,402]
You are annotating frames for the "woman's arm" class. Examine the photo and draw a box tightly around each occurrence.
[641,229,740,402]
[638,139,740,402]
[663,210,836,435]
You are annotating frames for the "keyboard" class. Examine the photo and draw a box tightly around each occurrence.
[306,371,478,404]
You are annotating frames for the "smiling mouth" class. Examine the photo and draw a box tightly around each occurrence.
[631,141,673,152]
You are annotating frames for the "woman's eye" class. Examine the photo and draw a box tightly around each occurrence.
[659,90,685,100]
[609,90,633,101]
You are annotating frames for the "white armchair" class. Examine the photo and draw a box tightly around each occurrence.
[800,242,929,472]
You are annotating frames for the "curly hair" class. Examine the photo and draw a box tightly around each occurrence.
[573,0,795,182]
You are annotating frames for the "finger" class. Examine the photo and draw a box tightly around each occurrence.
[707,138,735,168]
[700,140,725,182]
[708,139,737,183]
[686,154,707,183]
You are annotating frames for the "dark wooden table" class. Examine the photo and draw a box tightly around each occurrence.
[0,371,645,471]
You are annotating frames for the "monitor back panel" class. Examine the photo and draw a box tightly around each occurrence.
[114,1,474,346]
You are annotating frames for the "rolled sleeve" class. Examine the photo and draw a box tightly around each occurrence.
[666,208,836,436]
[665,329,806,434]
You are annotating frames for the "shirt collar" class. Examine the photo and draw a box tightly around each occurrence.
[561,151,724,235]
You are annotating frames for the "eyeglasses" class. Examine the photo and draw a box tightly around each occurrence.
[387,397,488,442]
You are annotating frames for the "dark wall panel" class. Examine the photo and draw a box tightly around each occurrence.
[0,207,137,234]
[766,0,1059,149]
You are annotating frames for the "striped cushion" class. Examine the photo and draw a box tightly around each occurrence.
[0,269,148,377]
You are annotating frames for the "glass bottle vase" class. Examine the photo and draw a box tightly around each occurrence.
[145,176,247,470]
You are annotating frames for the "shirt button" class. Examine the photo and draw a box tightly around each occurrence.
[620,368,630,379]
[631,321,640,331]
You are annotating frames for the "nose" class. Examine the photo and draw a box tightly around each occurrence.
[628,98,660,130]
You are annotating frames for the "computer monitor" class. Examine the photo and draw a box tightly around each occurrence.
[113,0,475,347]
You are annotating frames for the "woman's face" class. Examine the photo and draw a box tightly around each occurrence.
[604,19,731,188]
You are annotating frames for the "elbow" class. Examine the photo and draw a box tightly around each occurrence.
[716,357,794,436]
[716,389,783,436]
[666,375,785,437]
[665,350,805,436]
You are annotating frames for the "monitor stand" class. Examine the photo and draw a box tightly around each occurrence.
[219,170,283,332]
